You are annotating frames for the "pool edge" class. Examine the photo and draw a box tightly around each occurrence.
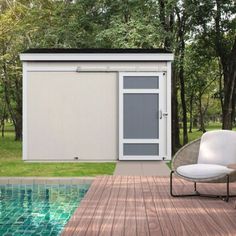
[0,177,95,185]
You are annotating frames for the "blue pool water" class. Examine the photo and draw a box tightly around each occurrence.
[0,184,89,236]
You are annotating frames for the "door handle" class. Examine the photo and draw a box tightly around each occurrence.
[163,112,168,117]
[159,110,162,119]
[159,110,168,119]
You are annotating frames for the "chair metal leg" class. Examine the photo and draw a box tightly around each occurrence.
[170,171,236,201]
[170,170,200,197]
[225,174,229,202]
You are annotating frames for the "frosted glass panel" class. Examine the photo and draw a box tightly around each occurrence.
[124,76,159,89]
[124,144,159,156]
[124,94,159,139]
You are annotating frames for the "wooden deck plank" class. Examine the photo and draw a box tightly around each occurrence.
[178,178,235,235]
[124,176,137,236]
[62,176,236,236]
[98,176,121,236]
[141,177,162,236]
[72,176,108,236]
[134,176,150,236]
[111,176,128,236]
[61,178,102,236]
[85,176,113,236]
[153,177,189,236]
[147,177,177,236]
[212,183,236,218]
[158,177,204,235]
[164,176,205,236]
[197,180,236,235]
[173,178,224,236]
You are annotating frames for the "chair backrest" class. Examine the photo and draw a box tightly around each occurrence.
[198,130,236,166]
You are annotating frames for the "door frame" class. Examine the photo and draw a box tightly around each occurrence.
[119,72,166,160]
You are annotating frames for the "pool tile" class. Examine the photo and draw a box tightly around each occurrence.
[0,184,89,235]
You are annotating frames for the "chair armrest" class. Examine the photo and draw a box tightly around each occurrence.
[172,139,201,171]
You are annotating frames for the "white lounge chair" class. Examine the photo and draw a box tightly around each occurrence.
[170,130,236,201]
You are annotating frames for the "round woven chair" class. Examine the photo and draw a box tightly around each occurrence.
[170,130,236,202]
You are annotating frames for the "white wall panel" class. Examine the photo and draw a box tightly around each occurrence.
[27,72,117,160]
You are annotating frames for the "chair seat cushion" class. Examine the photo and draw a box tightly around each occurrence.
[176,164,234,180]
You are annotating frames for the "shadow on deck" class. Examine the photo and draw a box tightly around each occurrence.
[62,176,236,236]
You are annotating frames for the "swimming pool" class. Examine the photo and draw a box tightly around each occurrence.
[0,184,89,236]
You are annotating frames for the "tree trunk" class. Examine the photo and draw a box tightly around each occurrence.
[193,116,198,128]
[158,0,169,48]
[1,121,4,138]
[221,39,236,129]
[232,84,236,127]
[198,95,206,133]
[171,65,180,154]
[218,59,224,114]
[189,93,193,133]
[14,115,22,141]
[13,67,23,141]
[175,7,188,145]
[214,1,236,130]
[222,61,236,129]
[159,0,178,152]
[2,62,22,141]
[179,39,188,144]
[1,104,6,138]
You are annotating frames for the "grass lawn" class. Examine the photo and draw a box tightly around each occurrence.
[179,122,229,144]
[0,124,116,177]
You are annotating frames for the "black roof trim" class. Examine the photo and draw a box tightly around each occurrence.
[23,48,172,54]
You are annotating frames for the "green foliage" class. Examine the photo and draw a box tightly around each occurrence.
[184,42,222,117]
[0,0,235,151]
[191,0,236,58]
[96,16,164,48]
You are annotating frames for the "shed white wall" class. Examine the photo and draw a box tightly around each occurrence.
[24,62,168,161]
[27,72,117,161]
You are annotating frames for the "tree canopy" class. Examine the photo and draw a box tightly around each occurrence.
[0,0,235,153]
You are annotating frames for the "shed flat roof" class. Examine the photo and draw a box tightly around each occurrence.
[20,48,174,61]
[23,48,172,54]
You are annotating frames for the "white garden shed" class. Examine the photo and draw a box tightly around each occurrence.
[20,48,174,161]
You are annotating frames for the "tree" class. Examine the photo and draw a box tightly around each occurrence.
[0,0,234,148]
[215,0,236,129]
[0,1,26,140]
[156,0,181,152]
[193,0,236,129]
[185,42,221,133]
[174,0,192,145]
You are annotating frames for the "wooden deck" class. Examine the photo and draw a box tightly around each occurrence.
[62,176,236,236]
